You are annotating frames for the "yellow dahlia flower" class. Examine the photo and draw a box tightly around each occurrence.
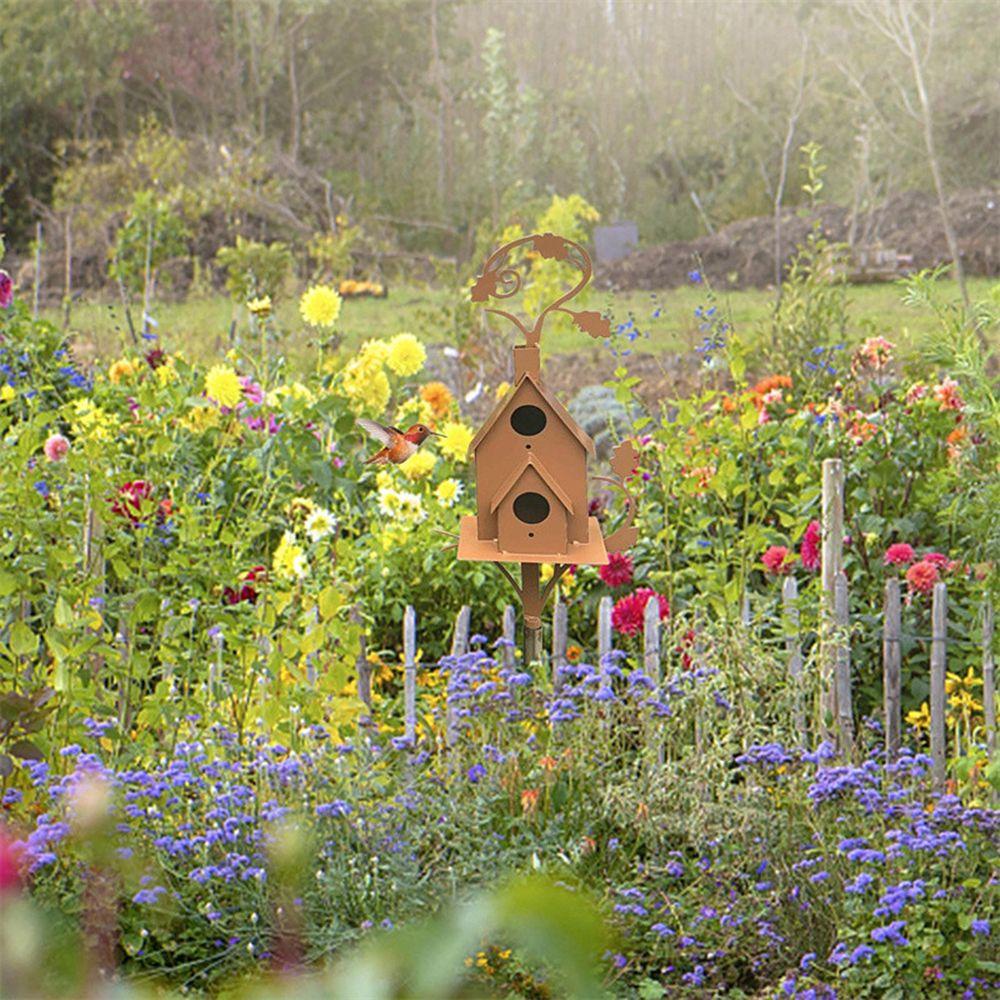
[386,333,426,377]
[399,449,436,481]
[204,364,243,409]
[420,381,454,418]
[299,285,342,327]
[108,358,137,385]
[438,420,474,462]
[273,531,308,581]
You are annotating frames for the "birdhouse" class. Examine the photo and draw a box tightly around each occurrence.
[453,232,638,650]
[458,343,609,565]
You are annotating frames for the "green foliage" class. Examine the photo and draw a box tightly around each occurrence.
[108,189,189,294]
[216,236,295,302]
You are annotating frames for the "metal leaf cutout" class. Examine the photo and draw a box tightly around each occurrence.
[565,309,611,339]
[532,232,569,260]
[610,440,638,479]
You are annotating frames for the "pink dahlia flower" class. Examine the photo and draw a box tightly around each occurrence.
[599,552,634,588]
[612,588,669,637]
[0,271,12,310]
[800,520,821,571]
[906,560,939,594]
[762,544,792,575]
[43,433,70,462]
[883,543,915,566]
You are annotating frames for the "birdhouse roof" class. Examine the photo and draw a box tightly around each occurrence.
[488,453,575,516]
[467,372,595,458]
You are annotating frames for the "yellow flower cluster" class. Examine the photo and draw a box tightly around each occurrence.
[386,333,426,377]
[71,399,115,442]
[438,420,474,462]
[247,295,272,317]
[340,340,390,415]
[179,405,222,434]
[205,364,243,409]
[267,381,315,406]
[0,385,16,403]
[108,358,138,385]
[273,531,308,581]
[299,285,342,327]
[420,381,454,418]
[377,484,426,524]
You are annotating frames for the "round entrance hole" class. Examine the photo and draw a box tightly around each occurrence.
[513,491,550,525]
[510,404,547,436]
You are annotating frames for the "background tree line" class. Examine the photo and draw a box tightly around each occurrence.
[1,0,996,285]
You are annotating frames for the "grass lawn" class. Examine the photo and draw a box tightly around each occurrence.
[48,276,996,367]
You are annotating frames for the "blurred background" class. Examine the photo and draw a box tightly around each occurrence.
[1,0,996,306]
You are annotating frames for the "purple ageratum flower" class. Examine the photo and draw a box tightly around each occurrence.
[315,800,351,818]
[845,872,874,894]
[688,269,703,285]
[971,919,990,937]
[466,764,486,783]
[870,920,909,947]
[132,886,167,905]
[849,944,875,964]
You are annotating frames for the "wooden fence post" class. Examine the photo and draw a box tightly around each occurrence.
[643,596,663,765]
[782,575,806,744]
[502,605,517,670]
[883,578,902,761]
[982,601,995,759]
[930,582,948,792]
[597,596,613,663]
[351,605,372,712]
[834,570,854,754]
[552,597,568,689]
[820,458,844,742]
[447,606,471,747]
[404,605,417,744]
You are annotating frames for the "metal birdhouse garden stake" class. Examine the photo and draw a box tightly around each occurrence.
[456,232,638,663]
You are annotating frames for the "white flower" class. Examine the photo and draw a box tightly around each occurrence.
[305,507,336,542]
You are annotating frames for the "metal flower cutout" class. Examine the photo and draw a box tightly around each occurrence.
[470,232,611,347]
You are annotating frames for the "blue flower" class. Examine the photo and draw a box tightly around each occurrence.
[849,944,875,964]
[688,269,703,284]
[466,764,486,783]
[870,920,909,946]
[971,919,990,937]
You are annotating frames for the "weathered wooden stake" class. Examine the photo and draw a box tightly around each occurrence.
[643,596,663,766]
[834,570,854,753]
[403,605,417,743]
[502,604,517,670]
[782,575,806,744]
[597,595,613,663]
[820,458,844,741]
[740,592,751,629]
[930,582,948,792]
[882,577,902,761]
[447,605,471,747]
[552,597,568,689]
[982,600,995,759]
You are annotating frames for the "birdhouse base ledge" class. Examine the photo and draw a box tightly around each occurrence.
[455,515,609,565]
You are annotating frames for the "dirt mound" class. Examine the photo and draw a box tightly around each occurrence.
[597,188,999,291]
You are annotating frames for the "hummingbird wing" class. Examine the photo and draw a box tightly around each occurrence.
[356,418,394,446]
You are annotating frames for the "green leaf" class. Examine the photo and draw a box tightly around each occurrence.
[54,596,74,627]
[957,912,973,930]
[9,738,44,761]
[9,621,36,656]
[0,571,18,597]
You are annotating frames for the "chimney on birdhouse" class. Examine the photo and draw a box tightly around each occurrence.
[513,345,540,381]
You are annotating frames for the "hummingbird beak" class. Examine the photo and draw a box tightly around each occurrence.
[429,430,442,437]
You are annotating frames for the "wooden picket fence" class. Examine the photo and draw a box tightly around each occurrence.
[367,459,997,793]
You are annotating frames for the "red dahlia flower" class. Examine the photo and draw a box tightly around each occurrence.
[612,588,669,637]
[110,480,154,523]
[599,552,634,588]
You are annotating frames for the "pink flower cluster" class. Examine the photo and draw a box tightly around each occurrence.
[761,520,822,577]
[851,336,894,375]
[43,433,70,462]
[612,588,669,636]
[881,542,959,595]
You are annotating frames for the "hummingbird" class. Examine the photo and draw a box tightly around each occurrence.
[356,419,439,465]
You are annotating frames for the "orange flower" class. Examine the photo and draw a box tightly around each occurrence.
[580,836,596,855]
[566,644,582,664]
[538,755,558,772]
[906,560,939,595]
[933,377,963,412]
[419,381,454,418]
[520,788,540,814]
